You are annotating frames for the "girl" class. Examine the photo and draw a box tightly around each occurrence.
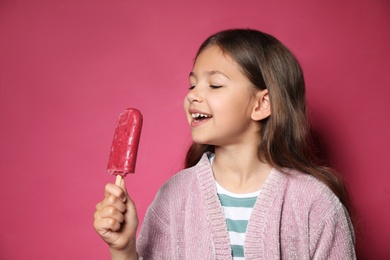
[94,29,356,259]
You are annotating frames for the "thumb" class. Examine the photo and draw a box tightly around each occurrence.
[119,177,137,215]
[119,177,133,205]
[120,177,139,233]
[119,176,128,193]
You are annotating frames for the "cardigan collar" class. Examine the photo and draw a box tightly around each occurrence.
[195,153,287,259]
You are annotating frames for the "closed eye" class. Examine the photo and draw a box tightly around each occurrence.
[189,85,221,90]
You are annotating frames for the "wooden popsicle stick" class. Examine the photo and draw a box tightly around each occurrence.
[115,175,123,186]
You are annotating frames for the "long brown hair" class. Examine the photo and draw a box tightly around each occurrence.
[185,29,355,223]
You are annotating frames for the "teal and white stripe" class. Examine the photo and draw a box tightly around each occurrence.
[216,182,260,259]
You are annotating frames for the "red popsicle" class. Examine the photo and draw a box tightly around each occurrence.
[107,108,143,185]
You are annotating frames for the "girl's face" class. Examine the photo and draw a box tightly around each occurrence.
[184,45,262,148]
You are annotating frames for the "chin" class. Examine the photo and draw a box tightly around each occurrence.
[191,135,209,145]
[192,137,216,147]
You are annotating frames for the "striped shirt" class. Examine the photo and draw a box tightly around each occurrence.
[216,181,260,259]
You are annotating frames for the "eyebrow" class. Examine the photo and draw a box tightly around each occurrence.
[189,70,230,79]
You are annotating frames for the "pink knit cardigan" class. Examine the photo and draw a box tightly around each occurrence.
[137,153,356,259]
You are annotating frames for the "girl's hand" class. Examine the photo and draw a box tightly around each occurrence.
[94,178,138,259]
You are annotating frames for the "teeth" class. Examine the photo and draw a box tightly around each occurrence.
[191,113,211,119]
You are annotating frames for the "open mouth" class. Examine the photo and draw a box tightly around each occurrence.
[191,113,212,122]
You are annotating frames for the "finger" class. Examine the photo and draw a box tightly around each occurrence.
[98,206,125,223]
[95,201,103,211]
[96,195,126,213]
[94,204,125,223]
[94,217,121,234]
[104,183,127,202]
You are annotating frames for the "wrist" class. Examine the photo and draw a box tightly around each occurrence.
[109,241,137,260]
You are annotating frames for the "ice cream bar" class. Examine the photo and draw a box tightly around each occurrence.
[107,108,143,182]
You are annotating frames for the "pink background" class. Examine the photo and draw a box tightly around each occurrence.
[0,0,389,259]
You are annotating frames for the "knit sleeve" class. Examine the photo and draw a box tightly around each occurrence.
[310,201,356,260]
[136,185,172,259]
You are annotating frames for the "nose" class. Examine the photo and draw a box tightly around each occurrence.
[186,88,202,103]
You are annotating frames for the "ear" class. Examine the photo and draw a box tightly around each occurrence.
[251,89,271,121]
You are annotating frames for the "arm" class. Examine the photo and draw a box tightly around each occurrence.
[94,179,138,260]
[136,187,172,258]
[310,202,356,260]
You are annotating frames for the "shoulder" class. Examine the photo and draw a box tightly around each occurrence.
[272,168,354,235]
[279,168,339,205]
[278,169,356,256]
[154,153,212,201]
[146,153,213,222]
[274,168,347,222]
[277,169,353,234]
[157,167,197,197]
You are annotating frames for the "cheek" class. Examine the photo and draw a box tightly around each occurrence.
[183,95,190,110]
[210,94,237,116]
[215,95,251,120]
[183,96,191,120]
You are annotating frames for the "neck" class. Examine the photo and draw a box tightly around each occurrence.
[212,145,272,193]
